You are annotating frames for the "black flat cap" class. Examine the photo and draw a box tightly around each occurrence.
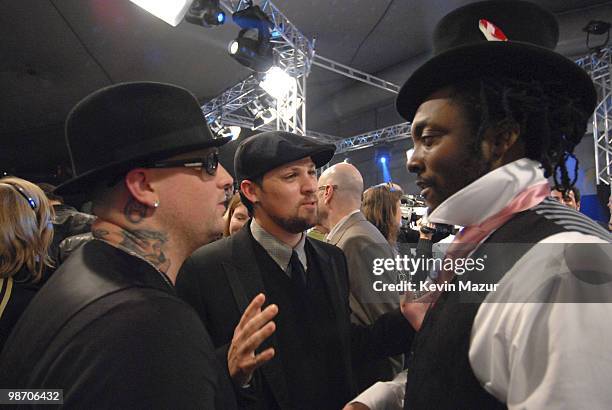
[234,131,336,183]
[56,81,230,195]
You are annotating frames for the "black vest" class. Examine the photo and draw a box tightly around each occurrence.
[252,239,349,410]
[403,203,594,410]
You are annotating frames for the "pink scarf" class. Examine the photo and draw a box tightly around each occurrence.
[401,182,550,330]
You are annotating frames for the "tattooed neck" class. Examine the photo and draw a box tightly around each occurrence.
[93,223,172,274]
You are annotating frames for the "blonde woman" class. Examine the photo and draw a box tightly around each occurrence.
[0,177,54,349]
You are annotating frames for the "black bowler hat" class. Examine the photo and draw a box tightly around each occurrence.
[55,82,230,195]
[234,131,336,183]
[396,0,597,121]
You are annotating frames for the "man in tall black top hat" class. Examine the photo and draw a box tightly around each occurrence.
[0,82,240,408]
[347,1,612,409]
[177,131,416,409]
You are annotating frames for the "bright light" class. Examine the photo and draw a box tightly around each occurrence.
[228,126,242,140]
[129,0,193,27]
[259,67,297,100]
[229,40,239,55]
[379,156,387,164]
[216,11,225,24]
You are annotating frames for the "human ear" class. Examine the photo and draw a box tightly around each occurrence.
[240,180,259,204]
[481,121,522,165]
[124,168,158,209]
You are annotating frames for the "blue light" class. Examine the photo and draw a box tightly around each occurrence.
[379,156,387,164]
[216,11,225,24]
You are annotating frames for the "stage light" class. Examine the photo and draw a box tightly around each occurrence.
[228,126,242,140]
[129,0,193,27]
[379,156,387,164]
[229,5,274,72]
[229,29,274,72]
[259,66,296,100]
[185,0,226,27]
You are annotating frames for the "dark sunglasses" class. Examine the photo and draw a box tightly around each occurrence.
[106,150,221,188]
[149,150,220,177]
[3,182,37,210]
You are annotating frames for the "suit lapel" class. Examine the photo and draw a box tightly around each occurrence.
[225,223,291,409]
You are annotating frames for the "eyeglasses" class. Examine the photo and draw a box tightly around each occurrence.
[3,182,37,210]
[317,184,338,191]
[149,150,219,177]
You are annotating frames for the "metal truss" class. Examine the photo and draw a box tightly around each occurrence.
[577,46,612,186]
[312,55,400,94]
[207,0,313,134]
[333,123,411,154]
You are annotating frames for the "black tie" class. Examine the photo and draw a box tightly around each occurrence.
[289,250,307,287]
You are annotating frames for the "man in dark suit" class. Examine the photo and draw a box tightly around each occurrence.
[317,163,403,390]
[177,131,415,410]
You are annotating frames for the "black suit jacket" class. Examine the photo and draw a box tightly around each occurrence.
[177,222,415,409]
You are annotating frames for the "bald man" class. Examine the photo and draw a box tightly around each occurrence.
[317,163,402,391]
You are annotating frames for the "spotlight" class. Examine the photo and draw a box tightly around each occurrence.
[379,156,387,164]
[228,126,242,140]
[583,20,611,51]
[185,0,225,27]
[228,5,274,72]
[129,0,193,27]
[259,66,296,99]
[252,108,276,130]
[229,29,274,72]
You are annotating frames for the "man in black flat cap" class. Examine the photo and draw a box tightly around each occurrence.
[0,82,242,408]
[346,1,612,410]
[176,131,415,409]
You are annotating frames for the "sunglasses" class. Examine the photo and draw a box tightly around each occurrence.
[150,150,220,177]
[107,150,221,188]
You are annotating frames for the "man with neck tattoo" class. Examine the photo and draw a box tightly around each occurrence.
[0,82,248,408]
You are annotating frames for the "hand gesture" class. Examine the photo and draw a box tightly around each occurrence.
[228,293,278,386]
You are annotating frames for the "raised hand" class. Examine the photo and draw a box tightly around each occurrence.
[227,293,278,386]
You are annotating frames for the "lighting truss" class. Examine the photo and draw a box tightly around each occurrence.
[312,55,400,94]
[577,46,612,186]
[203,0,313,134]
[333,123,411,154]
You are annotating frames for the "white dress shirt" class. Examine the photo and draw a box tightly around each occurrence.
[350,158,612,410]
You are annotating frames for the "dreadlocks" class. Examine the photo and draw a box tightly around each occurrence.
[449,76,590,193]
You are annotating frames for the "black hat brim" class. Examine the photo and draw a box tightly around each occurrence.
[396,41,596,121]
[55,136,231,196]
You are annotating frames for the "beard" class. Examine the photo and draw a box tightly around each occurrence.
[269,213,314,234]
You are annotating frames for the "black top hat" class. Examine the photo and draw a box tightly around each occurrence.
[55,82,230,195]
[396,0,597,121]
[234,131,336,183]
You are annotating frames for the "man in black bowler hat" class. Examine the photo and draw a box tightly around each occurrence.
[176,130,416,409]
[346,1,612,410]
[0,82,240,409]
